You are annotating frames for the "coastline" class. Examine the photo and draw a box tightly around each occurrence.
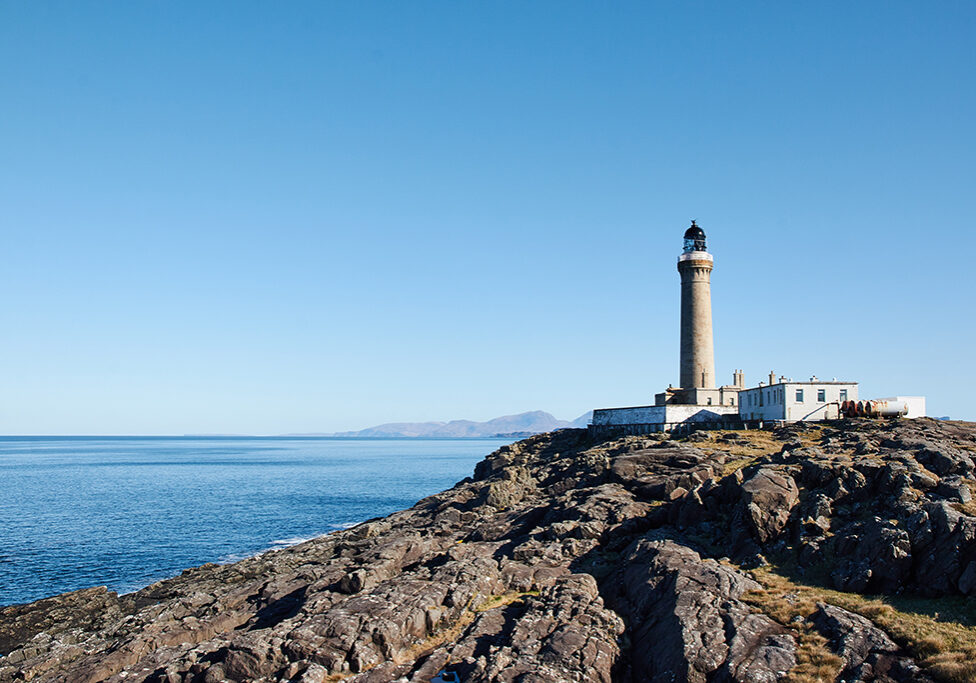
[0,437,507,608]
[4,419,976,681]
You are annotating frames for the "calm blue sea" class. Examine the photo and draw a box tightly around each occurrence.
[0,436,507,607]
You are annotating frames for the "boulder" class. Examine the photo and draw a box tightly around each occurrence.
[828,519,912,594]
[811,603,931,682]
[611,536,796,682]
[735,468,800,544]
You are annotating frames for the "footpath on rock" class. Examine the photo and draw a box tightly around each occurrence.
[3,419,976,683]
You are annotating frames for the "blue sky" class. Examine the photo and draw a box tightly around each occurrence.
[1,2,974,434]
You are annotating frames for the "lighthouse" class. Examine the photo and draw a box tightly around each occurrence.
[677,221,716,390]
[589,219,880,436]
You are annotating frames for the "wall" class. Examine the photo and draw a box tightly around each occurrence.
[738,385,786,421]
[738,382,858,422]
[785,383,858,421]
[589,403,740,437]
[592,406,665,426]
[662,405,738,423]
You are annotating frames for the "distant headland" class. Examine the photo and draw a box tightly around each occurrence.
[284,410,593,439]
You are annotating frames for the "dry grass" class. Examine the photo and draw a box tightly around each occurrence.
[951,481,976,517]
[740,583,844,683]
[722,456,762,476]
[745,567,976,683]
[396,608,476,665]
[797,425,826,447]
[699,429,784,476]
[472,590,539,613]
[951,500,976,518]
[718,429,782,456]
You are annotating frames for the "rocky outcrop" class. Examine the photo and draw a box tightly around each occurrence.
[810,604,931,682]
[736,468,799,544]
[611,537,796,683]
[2,418,975,682]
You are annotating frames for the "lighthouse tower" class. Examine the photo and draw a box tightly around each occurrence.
[677,221,716,391]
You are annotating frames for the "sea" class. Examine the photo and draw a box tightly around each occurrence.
[0,436,509,608]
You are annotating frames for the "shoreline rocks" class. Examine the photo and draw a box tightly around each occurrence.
[2,418,975,682]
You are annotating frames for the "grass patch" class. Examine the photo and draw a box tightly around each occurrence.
[701,429,785,476]
[745,567,976,683]
[473,590,539,613]
[722,456,761,476]
[951,481,976,518]
[798,425,825,447]
[739,581,844,683]
[717,429,782,456]
[951,501,976,518]
[393,608,476,670]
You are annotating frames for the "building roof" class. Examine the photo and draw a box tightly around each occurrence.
[684,220,706,240]
[740,380,858,390]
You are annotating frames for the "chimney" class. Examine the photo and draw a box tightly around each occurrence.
[769,371,777,386]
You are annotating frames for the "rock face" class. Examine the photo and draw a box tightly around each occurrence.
[2,418,975,682]
[612,537,796,683]
[810,604,927,682]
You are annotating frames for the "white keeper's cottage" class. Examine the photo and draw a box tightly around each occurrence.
[738,376,858,422]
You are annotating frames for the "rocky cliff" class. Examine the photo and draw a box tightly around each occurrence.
[3,419,976,683]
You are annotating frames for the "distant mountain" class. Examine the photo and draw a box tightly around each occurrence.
[568,411,593,428]
[329,410,593,438]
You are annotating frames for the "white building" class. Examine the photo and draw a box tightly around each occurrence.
[588,221,925,436]
[591,403,739,435]
[738,377,858,422]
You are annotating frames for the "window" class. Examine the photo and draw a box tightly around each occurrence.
[817,389,826,402]
[796,389,804,402]
[840,389,848,401]
[707,397,712,405]
[730,398,735,406]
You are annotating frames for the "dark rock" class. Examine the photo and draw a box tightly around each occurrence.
[936,476,973,503]
[811,603,933,682]
[828,519,912,594]
[735,468,799,544]
[611,537,795,682]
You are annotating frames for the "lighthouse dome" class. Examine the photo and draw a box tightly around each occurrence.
[684,221,706,241]
[682,221,707,253]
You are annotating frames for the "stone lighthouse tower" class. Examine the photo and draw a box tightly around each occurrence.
[677,221,716,391]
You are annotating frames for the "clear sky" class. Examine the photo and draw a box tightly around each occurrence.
[1,2,974,434]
